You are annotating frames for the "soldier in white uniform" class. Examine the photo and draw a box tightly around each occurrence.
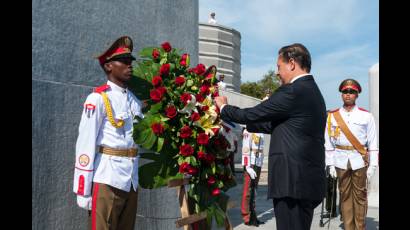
[325,79,378,230]
[217,74,227,91]
[240,128,265,226]
[221,120,239,175]
[73,36,144,230]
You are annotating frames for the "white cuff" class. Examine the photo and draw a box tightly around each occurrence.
[220,104,227,113]
[73,168,94,196]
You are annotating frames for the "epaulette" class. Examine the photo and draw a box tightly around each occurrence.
[94,84,110,93]
[329,108,339,113]
[359,107,369,112]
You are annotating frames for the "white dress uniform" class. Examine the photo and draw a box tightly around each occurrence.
[241,130,264,167]
[218,81,226,91]
[325,106,378,170]
[73,80,144,197]
[221,121,239,152]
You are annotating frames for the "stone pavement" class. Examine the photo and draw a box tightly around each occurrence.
[223,167,379,230]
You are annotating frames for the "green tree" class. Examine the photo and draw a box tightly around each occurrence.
[240,70,280,99]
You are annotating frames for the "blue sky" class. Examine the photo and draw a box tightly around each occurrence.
[199,0,378,110]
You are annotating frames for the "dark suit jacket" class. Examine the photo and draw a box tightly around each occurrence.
[221,75,326,201]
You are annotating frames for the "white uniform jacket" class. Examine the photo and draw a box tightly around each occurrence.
[73,80,144,196]
[241,130,264,167]
[325,106,378,170]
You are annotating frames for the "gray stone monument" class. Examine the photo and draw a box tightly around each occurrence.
[32,1,198,229]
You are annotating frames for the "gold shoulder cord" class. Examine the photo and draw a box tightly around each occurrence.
[251,133,260,145]
[327,113,340,138]
[100,92,124,128]
[327,113,332,137]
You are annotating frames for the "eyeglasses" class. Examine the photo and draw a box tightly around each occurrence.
[342,89,358,94]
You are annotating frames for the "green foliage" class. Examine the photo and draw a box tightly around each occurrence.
[240,70,280,99]
[129,42,236,226]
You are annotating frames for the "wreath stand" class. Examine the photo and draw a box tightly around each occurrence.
[167,178,233,230]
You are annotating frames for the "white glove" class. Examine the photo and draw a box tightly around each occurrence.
[245,166,257,179]
[77,195,92,210]
[329,166,337,178]
[367,166,377,180]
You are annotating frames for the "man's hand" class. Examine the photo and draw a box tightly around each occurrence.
[77,195,92,210]
[214,96,228,109]
[246,166,257,179]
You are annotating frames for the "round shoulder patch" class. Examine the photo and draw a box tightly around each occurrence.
[242,146,250,153]
[79,154,90,167]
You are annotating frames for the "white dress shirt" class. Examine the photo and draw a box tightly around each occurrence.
[73,80,144,196]
[290,73,310,83]
[324,106,378,170]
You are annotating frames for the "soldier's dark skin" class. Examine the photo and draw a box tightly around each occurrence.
[103,57,133,88]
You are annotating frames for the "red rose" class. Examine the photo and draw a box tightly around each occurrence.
[180,93,192,105]
[201,105,209,111]
[161,42,172,52]
[151,123,164,135]
[150,89,163,102]
[211,128,219,136]
[159,63,170,76]
[195,64,206,75]
[195,94,204,103]
[180,54,189,67]
[180,126,192,139]
[179,144,194,157]
[206,73,214,79]
[200,85,210,95]
[175,76,186,86]
[187,68,195,73]
[207,176,216,185]
[211,188,221,196]
[152,49,160,59]
[212,91,219,97]
[152,75,163,87]
[197,133,209,145]
[165,106,177,118]
[187,166,198,175]
[197,151,206,160]
[205,153,215,163]
[179,162,190,173]
[190,112,200,122]
[157,86,167,94]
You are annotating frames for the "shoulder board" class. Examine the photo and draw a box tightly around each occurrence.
[94,84,110,93]
[329,108,339,113]
[359,107,369,112]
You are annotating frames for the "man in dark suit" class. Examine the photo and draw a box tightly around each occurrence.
[214,43,327,230]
